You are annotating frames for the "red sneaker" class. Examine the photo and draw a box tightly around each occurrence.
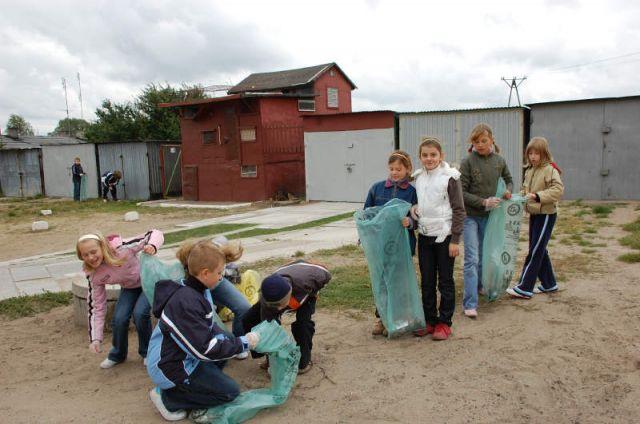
[413,324,436,337]
[432,323,452,341]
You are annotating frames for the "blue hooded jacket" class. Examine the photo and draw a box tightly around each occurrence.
[146,275,249,389]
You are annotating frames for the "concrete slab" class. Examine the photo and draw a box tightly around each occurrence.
[47,261,82,278]
[10,265,51,282]
[0,267,12,285]
[177,202,360,229]
[0,283,19,299]
[15,278,62,296]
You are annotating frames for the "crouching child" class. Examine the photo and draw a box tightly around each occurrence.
[242,260,331,374]
[146,240,260,421]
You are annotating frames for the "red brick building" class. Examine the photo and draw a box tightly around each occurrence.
[162,63,356,201]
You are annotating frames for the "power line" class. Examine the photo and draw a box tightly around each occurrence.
[547,50,640,73]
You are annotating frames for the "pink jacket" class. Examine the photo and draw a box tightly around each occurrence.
[86,230,164,342]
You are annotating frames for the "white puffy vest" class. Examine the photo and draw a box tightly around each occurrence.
[413,162,461,242]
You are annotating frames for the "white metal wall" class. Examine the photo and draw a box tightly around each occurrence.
[41,144,99,198]
[399,108,525,187]
[97,143,151,200]
[305,128,395,202]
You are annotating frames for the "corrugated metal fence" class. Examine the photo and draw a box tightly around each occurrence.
[97,143,151,200]
[398,108,526,187]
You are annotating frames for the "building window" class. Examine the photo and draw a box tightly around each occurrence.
[327,88,339,108]
[241,165,257,178]
[240,127,256,142]
[298,99,315,112]
[202,129,219,145]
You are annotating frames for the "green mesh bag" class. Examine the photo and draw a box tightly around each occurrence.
[139,254,226,328]
[482,178,526,301]
[355,198,426,338]
[192,320,301,424]
[79,174,88,201]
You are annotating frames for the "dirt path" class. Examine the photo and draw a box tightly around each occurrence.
[1,205,639,423]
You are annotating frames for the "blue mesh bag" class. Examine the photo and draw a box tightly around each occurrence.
[355,198,425,337]
[482,179,526,301]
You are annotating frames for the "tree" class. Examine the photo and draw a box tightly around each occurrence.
[85,83,206,142]
[51,118,90,137]
[84,100,143,142]
[5,114,35,136]
[136,83,206,140]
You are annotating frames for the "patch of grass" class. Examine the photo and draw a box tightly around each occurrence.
[163,223,255,245]
[574,209,590,217]
[581,248,596,254]
[559,237,573,246]
[620,233,640,250]
[314,244,361,259]
[228,211,355,240]
[317,263,373,310]
[622,218,640,233]
[590,243,607,248]
[576,239,592,247]
[583,227,597,234]
[591,204,616,217]
[569,233,583,241]
[618,252,640,263]
[570,199,584,207]
[0,291,73,320]
[292,250,305,258]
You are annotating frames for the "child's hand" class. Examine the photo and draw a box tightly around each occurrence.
[483,197,501,209]
[503,191,512,200]
[143,244,157,255]
[89,340,102,354]
[410,205,420,221]
[245,332,260,349]
[526,193,537,201]
[449,243,460,258]
[401,217,410,228]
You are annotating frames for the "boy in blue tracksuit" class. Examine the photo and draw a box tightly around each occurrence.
[146,240,259,421]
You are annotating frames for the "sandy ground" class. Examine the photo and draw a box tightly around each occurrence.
[1,205,639,423]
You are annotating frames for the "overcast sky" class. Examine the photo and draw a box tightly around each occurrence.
[1,0,639,134]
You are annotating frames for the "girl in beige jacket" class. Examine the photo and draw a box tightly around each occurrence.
[507,137,564,299]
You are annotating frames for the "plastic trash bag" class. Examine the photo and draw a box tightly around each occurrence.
[482,178,526,301]
[355,198,426,337]
[218,270,261,322]
[79,174,88,201]
[139,254,227,329]
[192,320,301,424]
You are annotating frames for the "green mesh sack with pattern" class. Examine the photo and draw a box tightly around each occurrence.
[355,198,426,338]
[191,320,301,424]
[482,178,527,301]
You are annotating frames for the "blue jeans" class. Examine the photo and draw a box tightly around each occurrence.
[463,216,488,310]
[73,179,81,201]
[162,361,240,411]
[108,287,151,363]
[211,278,251,336]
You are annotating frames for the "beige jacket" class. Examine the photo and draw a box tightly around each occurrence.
[521,162,564,215]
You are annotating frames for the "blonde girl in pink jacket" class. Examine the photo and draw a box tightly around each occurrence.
[76,230,163,369]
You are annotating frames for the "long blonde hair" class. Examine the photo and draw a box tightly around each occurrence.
[176,238,243,275]
[76,232,126,272]
[525,137,554,166]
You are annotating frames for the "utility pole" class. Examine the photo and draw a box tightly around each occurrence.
[501,76,527,106]
[77,72,84,120]
[61,77,71,135]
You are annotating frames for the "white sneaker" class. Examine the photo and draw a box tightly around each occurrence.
[100,358,119,369]
[149,388,187,421]
[506,287,531,299]
[235,351,249,360]
[463,309,478,318]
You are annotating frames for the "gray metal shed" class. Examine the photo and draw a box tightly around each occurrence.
[96,141,181,200]
[398,107,528,187]
[41,139,99,198]
[0,137,42,197]
[528,96,640,200]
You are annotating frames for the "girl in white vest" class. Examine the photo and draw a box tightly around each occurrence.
[411,137,466,341]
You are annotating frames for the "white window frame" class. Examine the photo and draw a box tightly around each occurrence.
[240,127,256,142]
[241,165,257,178]
[327,87,339,108]
[298,99,315,112]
